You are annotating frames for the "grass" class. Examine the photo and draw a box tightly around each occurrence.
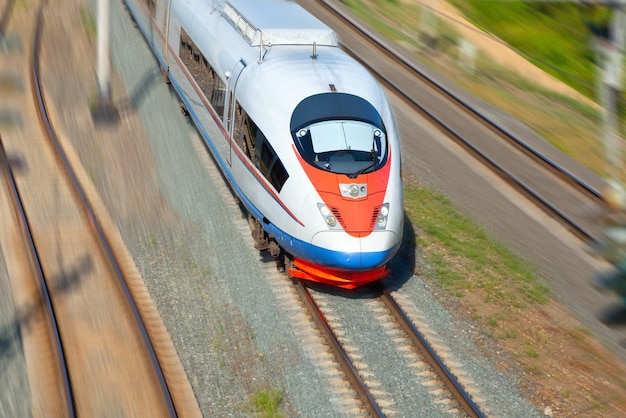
[342,0,424,44]
[250,388,283,417]
[402,180,555,370]
[449,0,603,99]
[80,5,97,42]
[404,183,550,309]
[403,180,626,412]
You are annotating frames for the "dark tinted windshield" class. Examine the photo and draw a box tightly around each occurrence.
[291,93,387,177]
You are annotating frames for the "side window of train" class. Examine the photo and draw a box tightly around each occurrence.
[212,77,227,120]
[179,28,227,119]
[233,104,289,192]
[257,133,289,193]
[233,103,256,161]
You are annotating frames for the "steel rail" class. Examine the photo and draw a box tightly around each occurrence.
[0,138,76,417]
[30,2,177,416]
[293,280,384,417]
[373,60,596,241]
[379,287,483,418]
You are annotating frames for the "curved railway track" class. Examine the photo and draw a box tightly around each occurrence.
[304,0,607,243]
[31,3,175,415]
[0,1,200,415]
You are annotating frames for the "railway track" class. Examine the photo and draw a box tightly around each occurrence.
[0,1,200,415]
[0,137,74,416]
[293,279,484,417]
[303,0,607,243]
[377,286,481,416]
[293,280,383,417]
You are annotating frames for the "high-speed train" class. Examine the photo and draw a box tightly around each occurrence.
[124,0,404,288]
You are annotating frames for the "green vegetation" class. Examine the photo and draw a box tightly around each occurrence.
[404,183,550,309]
[250,388,283,417]
[80,5,97,42]
[211,322,227,367]
[401,181,556,365]
[342,0,460,55]
[148,232,158,248]
[450,1,607,99]
[526,345,540,359]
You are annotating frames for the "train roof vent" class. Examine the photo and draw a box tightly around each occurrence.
[222,0,338,47]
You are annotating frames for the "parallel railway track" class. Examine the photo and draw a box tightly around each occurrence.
[0,1,200,415]
[0,137,74,416]
[304,0,607,243]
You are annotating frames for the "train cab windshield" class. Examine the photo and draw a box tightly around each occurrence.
[291,93,388,177]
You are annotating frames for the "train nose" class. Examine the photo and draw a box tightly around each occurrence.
[311,230,399,270]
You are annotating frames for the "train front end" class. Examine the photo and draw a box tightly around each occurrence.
[287,91,403,289]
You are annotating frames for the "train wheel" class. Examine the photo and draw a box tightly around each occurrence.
[250,215,269,251]
[280,252,293,273]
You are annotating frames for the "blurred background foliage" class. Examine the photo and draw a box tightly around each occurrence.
[450,1,613,100]
[339,0,623,179]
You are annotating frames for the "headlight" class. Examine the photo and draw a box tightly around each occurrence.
[375,203,390,230]
[339,183,367,199]
[318,203,340,229]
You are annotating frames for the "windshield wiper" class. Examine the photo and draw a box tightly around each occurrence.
[347,150,377,178]
[347,162,375,178]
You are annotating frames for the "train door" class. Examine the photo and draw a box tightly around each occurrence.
[225,59,246,166]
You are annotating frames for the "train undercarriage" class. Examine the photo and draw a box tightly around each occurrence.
[248,214,388,289]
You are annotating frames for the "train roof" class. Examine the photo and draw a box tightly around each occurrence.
[236,46,390,142]
[222,0,337,46]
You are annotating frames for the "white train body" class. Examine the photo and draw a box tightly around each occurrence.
[124,0,404,288]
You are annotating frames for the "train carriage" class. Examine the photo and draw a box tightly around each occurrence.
[124,0,404,288]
